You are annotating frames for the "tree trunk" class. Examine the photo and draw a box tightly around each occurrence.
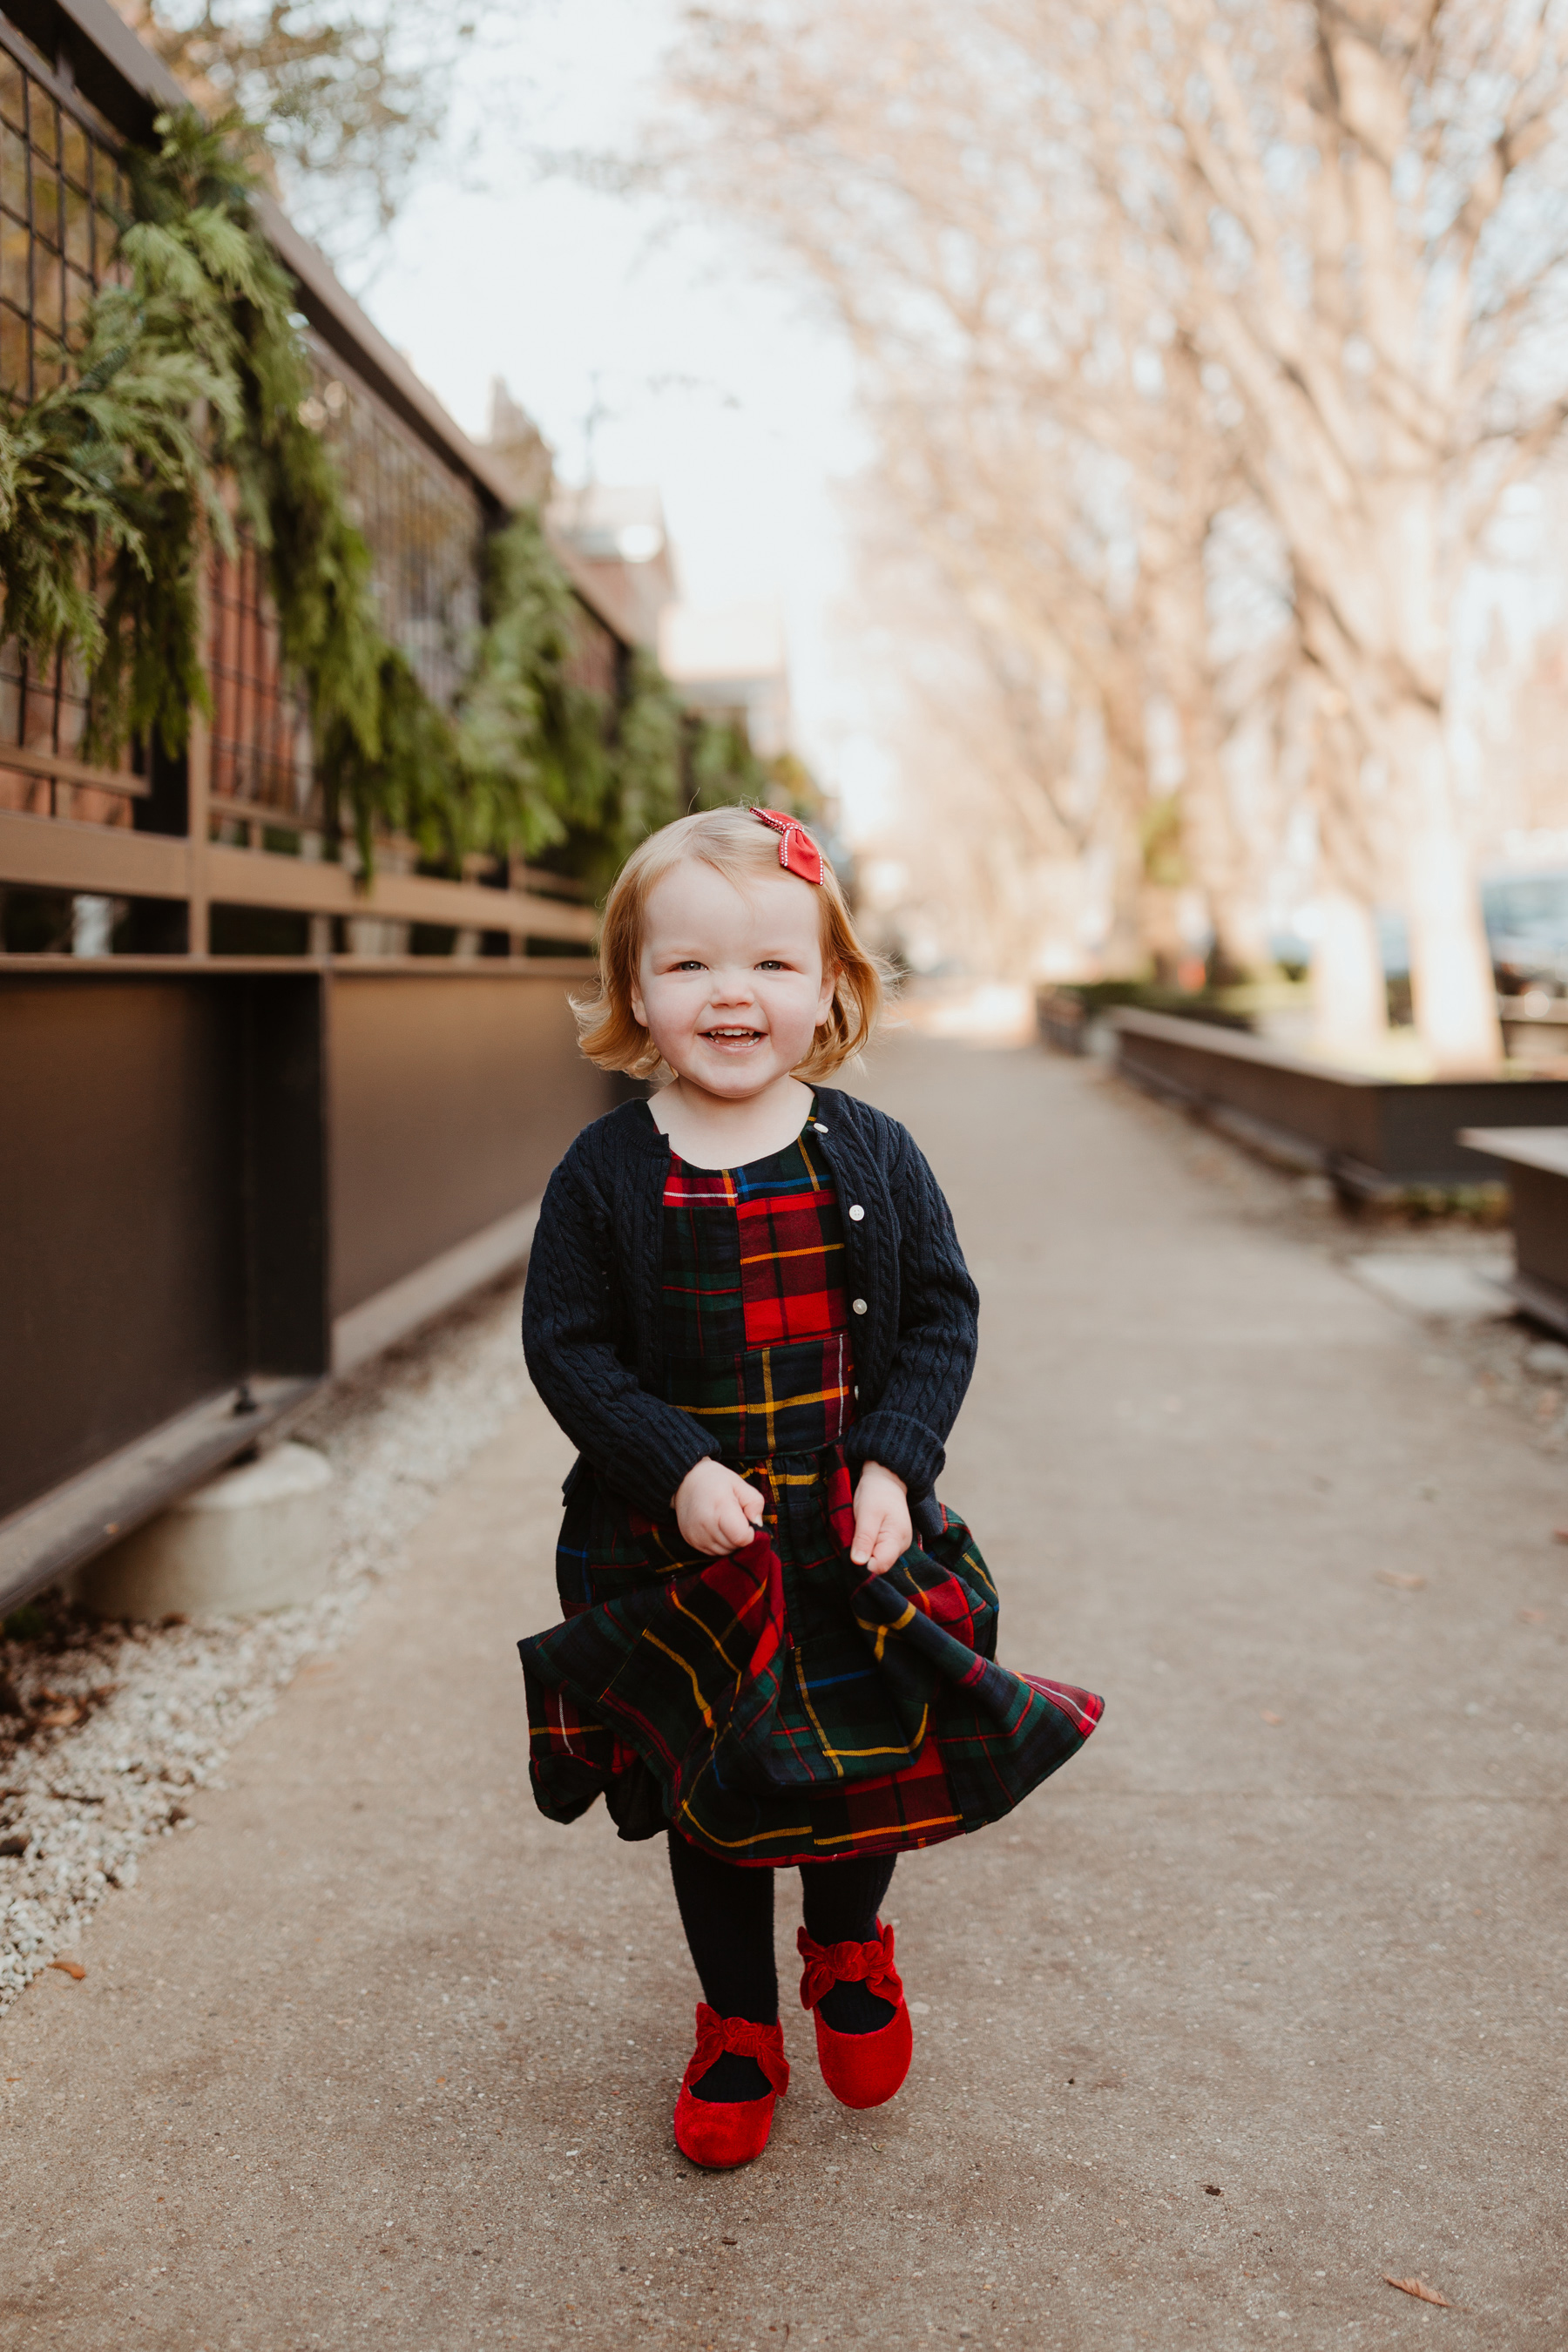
[1311,890,1389,1061]
[1392,703,1503,1075]
[1209,884,1272,981]
[1171,726,1263,977]
[1095,767,1149,976]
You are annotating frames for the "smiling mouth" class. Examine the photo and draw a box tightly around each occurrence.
[701,1026,765,1045]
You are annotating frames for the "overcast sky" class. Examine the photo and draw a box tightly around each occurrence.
[355,0,891,827]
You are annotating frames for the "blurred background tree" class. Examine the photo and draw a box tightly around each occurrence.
[670,0,1568,1071]
[112,0,487,258]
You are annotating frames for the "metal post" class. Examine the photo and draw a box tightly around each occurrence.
[186,550,213,956]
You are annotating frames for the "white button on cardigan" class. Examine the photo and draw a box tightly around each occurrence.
[852,1298,868,1314]
[848,1204,865,1220]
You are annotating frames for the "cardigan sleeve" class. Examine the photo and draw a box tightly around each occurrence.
[522,1153,718,1516]
[842,1123,978,1497]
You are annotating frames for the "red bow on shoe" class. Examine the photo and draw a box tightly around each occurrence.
[752,805,824,885]
[796,1921,903,2011]
[689,2004,791,2096]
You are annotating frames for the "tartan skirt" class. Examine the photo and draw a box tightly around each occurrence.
[518,1445,1103,1866]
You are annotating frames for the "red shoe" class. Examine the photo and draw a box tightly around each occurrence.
[797,1920,913,2110]
[672,2004,789,2168]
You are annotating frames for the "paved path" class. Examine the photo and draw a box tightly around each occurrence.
[2,1037,1565,2352]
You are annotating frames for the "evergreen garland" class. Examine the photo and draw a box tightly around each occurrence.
[112,110,385,774]
[317,643,454,872]
[452,509,611,863]
[0,277,232,725]
[611,650,686,850]
[0,106,809,886]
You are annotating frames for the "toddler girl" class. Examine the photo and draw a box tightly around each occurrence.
[519,805,1101,2167]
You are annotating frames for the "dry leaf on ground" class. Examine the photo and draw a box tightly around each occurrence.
[48,1958,84,1982]
[1552,1529,1568,1546]
[1260,1711,1283,1726]
[1377,1571,1426,1591]
[1517,1608,1547,1624]
[1384,2274,1450,2308]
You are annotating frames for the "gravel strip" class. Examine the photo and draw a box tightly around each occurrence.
[0,1274,531,2014]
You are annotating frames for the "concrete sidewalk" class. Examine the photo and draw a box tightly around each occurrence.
[2,1036,1565,2352]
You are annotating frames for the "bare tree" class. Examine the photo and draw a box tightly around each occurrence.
[112,0,485,256]
[673,0,1568,1064]
[847,471,1104,979]
[668,1,1286,982]
[1015,0,1568,1065]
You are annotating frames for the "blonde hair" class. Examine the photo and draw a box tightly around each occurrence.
[577,806,886,1079]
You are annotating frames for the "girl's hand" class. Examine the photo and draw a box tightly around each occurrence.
[674,1456,766,1556]
[850,1460,911,1575]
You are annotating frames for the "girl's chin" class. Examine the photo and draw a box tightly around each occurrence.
[672,1042,805,1090]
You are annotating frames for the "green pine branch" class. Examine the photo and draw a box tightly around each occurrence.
[0,105,811,889]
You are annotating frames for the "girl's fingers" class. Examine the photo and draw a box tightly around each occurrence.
[720,1499,759,1550]
[862,1511,911,1574]
[679,1474,764,1555]
[851,1509,890,1571]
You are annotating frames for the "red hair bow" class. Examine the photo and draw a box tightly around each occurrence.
[753,804,823,885]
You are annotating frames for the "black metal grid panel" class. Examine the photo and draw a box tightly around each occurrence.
[207,338,486,828]
[305,334,483,710]
[0,34,598,848]
[564,596,620,703]
[0,29,127,818]
[206,531,315,823]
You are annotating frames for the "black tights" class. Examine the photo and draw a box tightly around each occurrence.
[668,1832,896,2099]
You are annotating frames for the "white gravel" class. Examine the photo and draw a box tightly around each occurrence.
[0,1274,532,2014]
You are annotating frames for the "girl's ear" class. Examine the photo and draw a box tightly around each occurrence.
[815,960,840,1028]
[630,983,648,1028]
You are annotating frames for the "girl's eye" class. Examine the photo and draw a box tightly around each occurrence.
[672,959,706,971]
[756,959,786,971]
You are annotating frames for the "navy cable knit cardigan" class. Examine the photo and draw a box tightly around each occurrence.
[521,1085,979,1524]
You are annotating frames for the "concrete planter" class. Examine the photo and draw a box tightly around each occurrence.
[79,1443,333,1621]
[1498,1002,1568,1069]
[1037,987,1253,1058]
[1037,988,1091,1055]
[1459,1128,1568,1336]
[1113,1009,1568,1197]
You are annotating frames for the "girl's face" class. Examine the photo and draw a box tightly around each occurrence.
[632,859,836,1099]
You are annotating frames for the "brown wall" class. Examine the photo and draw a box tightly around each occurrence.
[2,965,611,1534]
[326,971,612,1318]
[0,977,247,1517]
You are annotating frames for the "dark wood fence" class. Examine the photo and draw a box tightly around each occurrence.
[0,961,613,1609]
[0,1,637,1613]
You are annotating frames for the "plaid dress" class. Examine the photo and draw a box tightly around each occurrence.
[519,1115,1101,1863]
